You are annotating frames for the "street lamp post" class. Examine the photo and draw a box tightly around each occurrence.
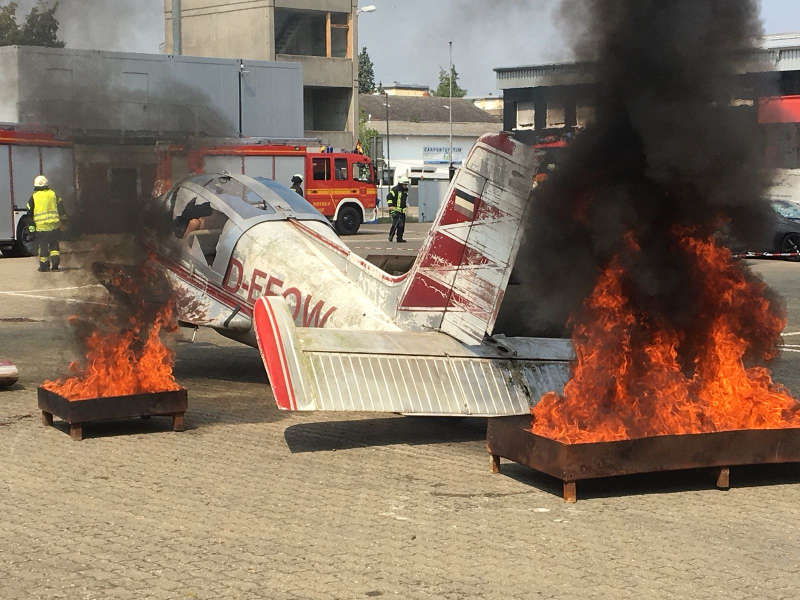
[354,4,377,149]
[384,92,390,175]
[449,41,454,179]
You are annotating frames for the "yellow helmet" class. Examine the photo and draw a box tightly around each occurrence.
[34,175,48,187]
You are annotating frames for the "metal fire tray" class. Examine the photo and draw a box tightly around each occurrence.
[38,386,188,441]
[486,415,800,502]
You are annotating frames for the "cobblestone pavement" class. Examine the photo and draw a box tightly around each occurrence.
[2,252,800,599]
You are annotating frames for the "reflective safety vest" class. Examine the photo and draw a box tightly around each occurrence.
[29,189,61,231]
[387,187,406,214]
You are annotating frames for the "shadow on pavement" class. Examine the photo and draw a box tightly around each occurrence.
[496,461,800,502]
[284,415,486,452]
[174,343,266,385]
[45,415,180,440]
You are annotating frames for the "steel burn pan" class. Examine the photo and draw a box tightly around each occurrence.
[486,415,800,502]
[38,386,188,441]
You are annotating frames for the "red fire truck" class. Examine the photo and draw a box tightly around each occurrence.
[163,141,378,235]
[0,135,377,256]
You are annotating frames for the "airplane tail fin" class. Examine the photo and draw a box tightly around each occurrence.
[395,133,541,344]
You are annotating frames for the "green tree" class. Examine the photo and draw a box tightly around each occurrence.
[432,65,467,98]
[19,1,64,47]
[0,1,64,47]
[358,109,379,158]
[0,2,20,45]
[358,46,375,94]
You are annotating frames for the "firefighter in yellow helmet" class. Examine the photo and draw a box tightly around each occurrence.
[26,175,66,272]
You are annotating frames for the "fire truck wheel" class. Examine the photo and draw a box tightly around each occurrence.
[335,205,362,235]
[13,216,37,257]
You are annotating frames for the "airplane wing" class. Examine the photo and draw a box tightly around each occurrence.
[254,296,573,416]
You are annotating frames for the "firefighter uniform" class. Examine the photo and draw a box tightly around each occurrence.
[387,178,409,243]
[290,174,304,197]
[26,176,65,271]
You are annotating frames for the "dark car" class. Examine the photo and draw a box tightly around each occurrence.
[770,200,800,254]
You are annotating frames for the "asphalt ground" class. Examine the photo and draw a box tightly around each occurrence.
[346,221,427,256]
[2,235,800,599]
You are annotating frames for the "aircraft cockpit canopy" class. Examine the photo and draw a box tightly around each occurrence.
[182,173,329,225]
[165,172,331,278]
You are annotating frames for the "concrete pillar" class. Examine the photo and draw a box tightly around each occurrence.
[172,0,182,54]
[351,0,359,149]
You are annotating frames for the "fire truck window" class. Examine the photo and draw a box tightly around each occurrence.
[352,162,372,183]
[334,158,348,181]
[312,157,330,180]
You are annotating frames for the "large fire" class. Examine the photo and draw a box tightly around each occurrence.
[531,232,800,443]
[43,261,179,401]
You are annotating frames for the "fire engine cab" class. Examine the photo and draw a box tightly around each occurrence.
[168,141,377,235]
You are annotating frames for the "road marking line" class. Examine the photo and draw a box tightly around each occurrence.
[0,284,103,294]
[783,331,800,337]
[0,291,109,306]
[779,347,800,353]
[779,344,800,348]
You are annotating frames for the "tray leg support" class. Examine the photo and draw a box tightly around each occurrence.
[41,411,53,427]
[69,423,82,441]
[490,454,501,474]
[172,413,185,432]
[716,467,730,490]
[563,481,577,503]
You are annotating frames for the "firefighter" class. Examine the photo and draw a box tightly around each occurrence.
[26,175,66,272]
[290,174,304,197]
[387,174,409,243]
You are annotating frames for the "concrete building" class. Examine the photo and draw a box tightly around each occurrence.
[163,0,360,150]
[359,93,501,184]
[494,34,800,165]
[383,83,430,97]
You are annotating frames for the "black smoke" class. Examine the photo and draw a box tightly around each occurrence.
[501,0,778,339]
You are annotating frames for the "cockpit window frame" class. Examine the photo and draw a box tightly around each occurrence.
[168,172,334,231]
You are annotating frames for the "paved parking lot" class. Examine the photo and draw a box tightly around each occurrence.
[2,241,800,599]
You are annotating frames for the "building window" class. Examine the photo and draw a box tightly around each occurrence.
[275,9,351,58]
[546,105,566,129]
[329,13,350,58]
[312,157,331,180]
[304,87,353,131]
[516,101,535,130]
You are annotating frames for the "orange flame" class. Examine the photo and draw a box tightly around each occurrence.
[43,261,179,401]
[531,234,800,443]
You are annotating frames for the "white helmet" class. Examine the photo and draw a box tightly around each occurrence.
[397,174,410,185]
[34,175,48,187]
[291,173,303,183]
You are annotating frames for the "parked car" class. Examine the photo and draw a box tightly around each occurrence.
[770,200,800,254]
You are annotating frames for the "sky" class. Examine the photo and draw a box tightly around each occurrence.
[10,0,800,97]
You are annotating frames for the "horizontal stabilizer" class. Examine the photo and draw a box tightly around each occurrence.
[254,296,573,416]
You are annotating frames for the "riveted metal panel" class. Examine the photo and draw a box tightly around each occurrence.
[303,351,569,416]
[241,61,304,138]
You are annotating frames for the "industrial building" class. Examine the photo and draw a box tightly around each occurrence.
[359,93,500,184]
[163,0,360,150]
[494,34,800,168]
[0,45,305,246]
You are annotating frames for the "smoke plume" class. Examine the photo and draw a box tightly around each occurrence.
[509,0,777,339]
